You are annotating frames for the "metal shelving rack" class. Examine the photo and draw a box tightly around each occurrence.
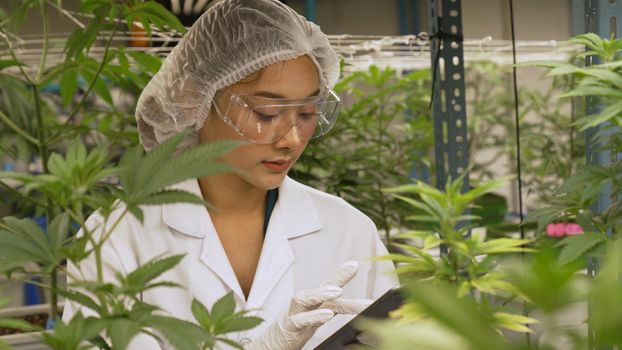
[584,2,622,349]
[427,0,469,192]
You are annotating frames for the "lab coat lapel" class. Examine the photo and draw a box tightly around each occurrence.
[162,177,323,307]
[246,208,293,310]
[161,179,245,301]
[246,177,322,309]
[199,222,246,301]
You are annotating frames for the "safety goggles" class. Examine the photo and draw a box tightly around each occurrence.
[212,88,341,144]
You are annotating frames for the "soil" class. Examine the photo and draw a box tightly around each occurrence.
[0,312,48,335]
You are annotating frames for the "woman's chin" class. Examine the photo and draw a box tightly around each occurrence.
[258,173,288,190]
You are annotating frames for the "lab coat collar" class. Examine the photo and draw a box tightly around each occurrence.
[161,177,323,306]
[161,177,323,239]
[245,177,323,308]
[162,179,247,300]
[161,179,211,238]
[278,176,323,239]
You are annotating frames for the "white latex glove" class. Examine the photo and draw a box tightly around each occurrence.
[246,261,373,350]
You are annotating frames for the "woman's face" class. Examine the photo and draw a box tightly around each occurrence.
[199,55,320,190]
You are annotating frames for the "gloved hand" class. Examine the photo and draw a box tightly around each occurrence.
[246,261,373,350]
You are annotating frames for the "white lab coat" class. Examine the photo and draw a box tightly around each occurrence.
[63,176,399,349]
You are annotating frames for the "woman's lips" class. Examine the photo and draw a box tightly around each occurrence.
[262,159,291,172]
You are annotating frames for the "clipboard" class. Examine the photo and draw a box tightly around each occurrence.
[313,287,403,350]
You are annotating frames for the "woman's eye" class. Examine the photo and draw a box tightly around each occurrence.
[255,112,277,121]
[298,112,317,121]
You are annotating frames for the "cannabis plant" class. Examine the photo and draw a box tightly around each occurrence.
[466,62,583,205]
[0,1,262,348]
[0,0,186,327]
[293,65,434,246]
[527,33,622,262]
[361,34,622,350]
[294,61,576,246]
[379,176,535,333]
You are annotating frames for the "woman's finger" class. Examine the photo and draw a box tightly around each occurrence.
[320,261,359,287]
[290,285,342,314]
[320,298,373,314]
[287,309,335,331]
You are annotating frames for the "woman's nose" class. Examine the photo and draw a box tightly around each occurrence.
[274,123,303,148]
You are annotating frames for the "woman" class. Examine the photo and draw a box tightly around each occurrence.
[64,0,398,348]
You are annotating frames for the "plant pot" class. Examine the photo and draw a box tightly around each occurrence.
[0,302,64,350]
[0,332,48,350]
[473,191,507,226]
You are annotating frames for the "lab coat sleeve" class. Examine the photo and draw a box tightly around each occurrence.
[62,210,163,349]
[366,226,400,299]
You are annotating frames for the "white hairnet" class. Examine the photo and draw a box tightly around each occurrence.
[135,0,340,151]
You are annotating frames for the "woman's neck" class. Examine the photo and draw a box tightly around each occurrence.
[197,173,266,217]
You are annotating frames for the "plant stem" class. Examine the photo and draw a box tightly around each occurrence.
[0,180,49,209]
[88,207,127,316]
[6,275,50,288]
[0,141,27,163]
[34,1,49,84]
[0,109,39,146]
[93,207,129,283]
[94,244,104,284]
[0,31,34,85]
[45,28,117,146]
[50,268,59,321]
[99,207,129,252]
[32,87,50,176]
[376,89,391,248]
[33,78,57,322]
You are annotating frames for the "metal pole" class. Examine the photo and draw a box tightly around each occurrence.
[428,0,469,191]
[305,0,316,22]
[584,1,622,349]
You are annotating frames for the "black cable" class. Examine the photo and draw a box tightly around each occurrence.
[429,37,441,110]
[429,15,442,110]
[509,0,525,241]
[509,0,530,347]
[428,15,463,110]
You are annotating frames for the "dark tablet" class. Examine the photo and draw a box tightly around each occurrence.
[313,287,403,350]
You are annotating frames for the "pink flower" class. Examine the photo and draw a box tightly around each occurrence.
[565,223,584,236]
[546,223,566,237]
[546,223,585,237]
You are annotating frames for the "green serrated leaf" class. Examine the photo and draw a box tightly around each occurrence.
[125,2,186,33]
[126,204,145,223]
[130,137,239,200]
[210,293,236,326]
[557,233,607,265]
[220,316,263,334]
[0,217,53,263]
[145,315,212,350]
[60,67,78,106]
[47,213,70,260]
[56,289,101,314]
[122,255,185,292]
[574,99,622,130]
[47,153,68,178]
[106,319,141,350]
[126,51,162,74]
[65,27,85,60]
[214,337,244,350]
[493,312,538,333]
[0,60,26,70]
[478,238,532,255]
[80,67,113,106]
[403,282,506,350]
[0,318,41,332]
[191,298,212,330]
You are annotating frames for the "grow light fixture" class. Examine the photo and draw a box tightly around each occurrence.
[0,9,581,75]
